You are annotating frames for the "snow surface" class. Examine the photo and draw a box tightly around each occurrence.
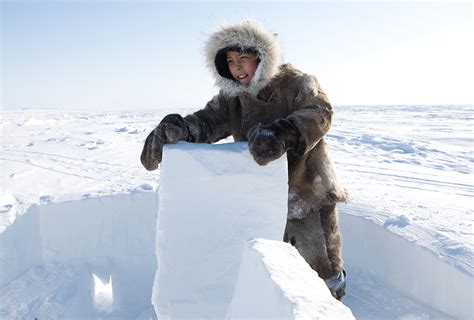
[340,205,471,319]
[329,105,473,277]
[1,106,473,319]
[0,192,158,319]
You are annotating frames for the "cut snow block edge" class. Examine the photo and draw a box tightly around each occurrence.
[226,238,355,320]
[153,142,289,319]
[0,191,159,319]
[339,208,474,320]
[0,191,158,287]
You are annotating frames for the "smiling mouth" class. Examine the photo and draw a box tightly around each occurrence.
[237,74,247,80]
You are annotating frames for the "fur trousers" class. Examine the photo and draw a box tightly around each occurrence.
[283,204,344,280]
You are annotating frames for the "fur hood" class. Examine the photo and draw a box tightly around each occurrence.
[204,21,283,97]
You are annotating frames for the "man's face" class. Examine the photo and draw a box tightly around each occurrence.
[226,51,259,86]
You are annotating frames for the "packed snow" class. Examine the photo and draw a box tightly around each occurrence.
[227,238,354,319]
[153,142,289,319]
[329,105,473,278]
[1,105,472,319]
[152,142,353,318]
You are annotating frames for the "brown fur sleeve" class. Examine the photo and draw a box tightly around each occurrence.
[287,74,333,154]
[184,92,232,143]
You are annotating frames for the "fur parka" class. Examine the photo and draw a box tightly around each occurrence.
[144,21,347,284]
[184,21,347,281]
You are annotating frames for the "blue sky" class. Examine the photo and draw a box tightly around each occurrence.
[2,1,472,110]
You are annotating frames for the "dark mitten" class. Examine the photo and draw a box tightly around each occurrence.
[140,114,189,171]
[247,118,301,166]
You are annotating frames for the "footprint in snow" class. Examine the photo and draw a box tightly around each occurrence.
[80,140,105,150]
[383,215,410,228]
[137,183,154,191]
[115,127,128,133]
[128,129,145,135]
[47,137,66,143]
[0,204,13,213]
[39,195,54,204]
[115,127,143,134]
[129,183,155,193]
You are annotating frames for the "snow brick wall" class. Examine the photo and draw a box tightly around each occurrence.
[152,142,353,319]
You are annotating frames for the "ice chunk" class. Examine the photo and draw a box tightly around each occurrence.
[153,142,288,319]
[226,239,355,320]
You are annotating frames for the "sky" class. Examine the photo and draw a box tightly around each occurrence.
[1,1,472,110]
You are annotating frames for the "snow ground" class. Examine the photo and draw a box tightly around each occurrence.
[1,105,472,319]
[328,105,473,276]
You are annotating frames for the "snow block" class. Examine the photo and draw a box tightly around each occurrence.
[0,192,158,318]
[153,142,288,319]
[340,208,474,320]
[226,239,355,320]
[0,205,42,287]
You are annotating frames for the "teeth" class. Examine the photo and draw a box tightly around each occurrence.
[238,75,247,79]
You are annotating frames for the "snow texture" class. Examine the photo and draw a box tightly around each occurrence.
[226,238,355,319]
[0,192,158,319]
[340,204,473,319]
[0,106,472,319]
[328,105,473,278]
[153,142,289,319]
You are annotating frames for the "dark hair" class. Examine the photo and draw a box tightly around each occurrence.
[214,46,260,80]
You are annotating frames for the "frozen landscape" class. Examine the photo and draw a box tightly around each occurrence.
[1,105,472,319]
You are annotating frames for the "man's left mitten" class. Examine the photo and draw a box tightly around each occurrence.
[247,118,301,166]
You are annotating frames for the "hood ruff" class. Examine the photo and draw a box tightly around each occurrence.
[204,21,283,97]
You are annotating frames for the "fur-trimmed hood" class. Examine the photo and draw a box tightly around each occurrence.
[204,21,283,97]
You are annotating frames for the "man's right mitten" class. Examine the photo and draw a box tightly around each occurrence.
[140,114,189,171]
